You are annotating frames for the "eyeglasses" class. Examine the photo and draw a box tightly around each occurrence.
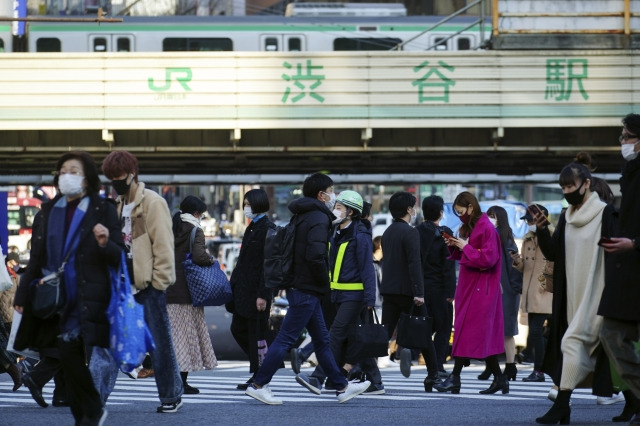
[619,133,638,143]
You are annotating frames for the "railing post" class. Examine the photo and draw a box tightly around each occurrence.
[624,0,631,36]
[492,0,499,37]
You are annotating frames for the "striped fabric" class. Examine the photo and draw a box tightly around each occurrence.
[166,304,218,372]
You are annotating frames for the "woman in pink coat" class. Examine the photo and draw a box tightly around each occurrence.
[434,191,508,395]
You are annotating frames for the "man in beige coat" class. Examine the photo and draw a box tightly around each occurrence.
[512,204,553,382]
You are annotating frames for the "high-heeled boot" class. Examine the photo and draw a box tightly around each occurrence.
[504,363,517,381]
[7,363,23,392]
[423,374,443,393]
[433,373,460,394]
[536,389,572,425]
[477,367,492,380]
[613,390,640,422]
[479,373,509,394]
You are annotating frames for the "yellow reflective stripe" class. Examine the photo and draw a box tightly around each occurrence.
[330,282,364,290]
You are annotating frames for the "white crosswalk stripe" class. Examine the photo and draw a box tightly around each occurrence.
[0,362,605,408]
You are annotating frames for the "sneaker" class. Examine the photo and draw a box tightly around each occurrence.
[290,348,304,375]
[156,398,183,413]
[336,380,371,403]
[295,374,322,395]
[597,392,625,405]
[400,348,412,378]
[245,384,283,405]
[363,383,385,395]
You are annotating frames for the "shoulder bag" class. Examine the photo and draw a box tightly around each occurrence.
[30,250,71,319]
[396,304,433,349]
[346,308,389,360]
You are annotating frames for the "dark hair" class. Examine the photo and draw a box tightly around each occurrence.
[559,162,592,188]
[172,195,207,234]
[622,113,640,136]
[453,191,482,238]
[388,191,416,220]
[244,188,270,214]
[362,201,372,218]
[54,151,101,195]
[101,150,139,182]
[574,151,596,171]
[422,195,444,222]
[487,205,513,247]
[302,172,333,198]
[372,235,382,253]
[591,177,614,205]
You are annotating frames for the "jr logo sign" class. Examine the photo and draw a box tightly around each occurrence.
[148,68,193,92]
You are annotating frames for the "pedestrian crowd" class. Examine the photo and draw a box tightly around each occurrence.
[0,113,639,426]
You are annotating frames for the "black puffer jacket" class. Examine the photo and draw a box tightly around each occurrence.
[14,194,124,351]
[288,197,335,297]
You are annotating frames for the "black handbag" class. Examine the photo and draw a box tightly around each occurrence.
[346,308,389,361]
[31,251,70,320]
[396,304,433,349]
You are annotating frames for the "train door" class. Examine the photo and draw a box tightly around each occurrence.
[89,34,135,52]
[259,34,306,52]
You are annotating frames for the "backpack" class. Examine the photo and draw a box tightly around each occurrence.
[263,215,298,289]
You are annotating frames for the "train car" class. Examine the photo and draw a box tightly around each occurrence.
[23,15,490,53]
[0,22,11,52]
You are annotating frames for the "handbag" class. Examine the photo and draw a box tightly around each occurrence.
[396,304,433,349]
[107,251,156,373]
[539,260,554,293]
[183,227,232,307]
[30,250,71,319]
[256,313,269,367]
[346,308,389,360]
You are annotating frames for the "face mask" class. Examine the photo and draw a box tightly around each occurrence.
[244,206,257,220]
[58,173,85,196]
[621,142,640,161]
[459,212,471,224]
[527,224,536,233]
[410,208,417,221]
[489,217,498,228]
[564,181,586,206]
[112,174,132,196]
[323,192,336,210]
[332,208,345,225]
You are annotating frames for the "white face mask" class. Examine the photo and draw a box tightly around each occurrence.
[489,217,498,228]
[621,142,640,161]
[332,208,345,225]
[244,206,257,220]
[58,173,85,196]
[323,192,336,210]
[409,207,417,221]
[528,224,537,233]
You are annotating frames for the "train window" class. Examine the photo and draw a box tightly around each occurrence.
[163,38,232,52]
[457,37,471,50]
[93,37,107,52]
[264,37,279,51]
[117,37,131,52]
[288,38,301,52]
[333,37,401,51]
[0,39,4,52]
[36,38,61,52]
[434,37,448,50]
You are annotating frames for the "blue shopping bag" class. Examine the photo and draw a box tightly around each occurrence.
[107,252,155,373]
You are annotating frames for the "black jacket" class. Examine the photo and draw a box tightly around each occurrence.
[288,197,334,297]
[599,156,640,321]
[416,221,456,299]
[380,219,424,298]
[14,194,124,351]
[229,216,274,318]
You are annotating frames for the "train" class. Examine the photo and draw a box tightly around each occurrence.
[0,15,490,53]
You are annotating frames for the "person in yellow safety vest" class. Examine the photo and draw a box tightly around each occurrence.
[296,190,383,394]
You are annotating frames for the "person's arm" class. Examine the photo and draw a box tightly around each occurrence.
[356,232,376,308]
[191,227,214,266]
[305,215,330,289]
[147,196,176,290]
[458,225,500,271]
[405,228,424,300]
[537,215,563,262]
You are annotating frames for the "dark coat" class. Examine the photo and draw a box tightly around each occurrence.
[598,156,640,321]
[288,197,334,297]
[167,222,214,305]
[14,194,123,351]
[500,236,522,337]
[380,220,424,298]
[538,203,616,394]
[229,216,274,319]
[416,221,456,299]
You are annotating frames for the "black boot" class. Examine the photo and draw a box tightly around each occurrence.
[477,367,492,380]
[613,390,640,422]
[536,389,571,424]
[479,373,509,394]
[433,374,460,394]
[7,363,23,392]
[504,363,517,381]
[423,374,443,393]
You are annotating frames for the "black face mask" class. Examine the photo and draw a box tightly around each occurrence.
[112,176,132,196]
[564,181,586,206]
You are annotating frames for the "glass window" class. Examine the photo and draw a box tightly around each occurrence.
[116,37,131,52]
[434,37,447,50]
[333,37,401,51]
[0,39,4,52]
[457,37,471,50]
[265,37,278,51]
[163,38,233,52]
[93,37,107,52]
[36,38,61,52]
[288,37,301,52]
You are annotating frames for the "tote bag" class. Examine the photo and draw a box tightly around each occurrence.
[396,304,432,350]
[107,252,155,373]
[346,308,389,360]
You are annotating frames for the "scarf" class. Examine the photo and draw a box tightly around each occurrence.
[180,213,201,229]
[47,196,89,332]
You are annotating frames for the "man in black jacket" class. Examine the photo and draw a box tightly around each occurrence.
[598,113,640,424]
[245,173,370,405]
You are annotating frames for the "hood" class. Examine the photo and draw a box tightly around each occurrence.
[288,197,336,220]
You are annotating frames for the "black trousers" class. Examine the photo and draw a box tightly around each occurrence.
[428,289,453,368]
[28,352,67,402]
[230,312,271,374]
[528,313,549,371]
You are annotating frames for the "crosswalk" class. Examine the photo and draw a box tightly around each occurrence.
[0,361,606,408]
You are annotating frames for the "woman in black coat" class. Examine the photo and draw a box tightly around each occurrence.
[13,151,123,425]
[228,189,274,389]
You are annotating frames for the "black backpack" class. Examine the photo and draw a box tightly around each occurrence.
[263,215,298,289]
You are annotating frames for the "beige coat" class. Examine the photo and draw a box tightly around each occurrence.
[514,227,553,315]
[0,271,18,324]
[116,182,176,291]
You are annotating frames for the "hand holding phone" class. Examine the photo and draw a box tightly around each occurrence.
[442,231,453,240]
[598,236,613,246]
[528,205,550,226]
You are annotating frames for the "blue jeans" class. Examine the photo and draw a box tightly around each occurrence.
[89,346,119,405]
[254,288,347,389]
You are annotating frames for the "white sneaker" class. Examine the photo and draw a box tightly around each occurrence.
[245,384,283,405]
[597,393,625,405]
[336,380,371,404]
[377,355,392,369]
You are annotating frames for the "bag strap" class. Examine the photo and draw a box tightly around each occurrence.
[188,226,198,254]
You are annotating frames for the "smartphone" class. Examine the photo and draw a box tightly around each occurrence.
[598,236,613,246]
[442,231,454,240]
[528,205,550,226]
